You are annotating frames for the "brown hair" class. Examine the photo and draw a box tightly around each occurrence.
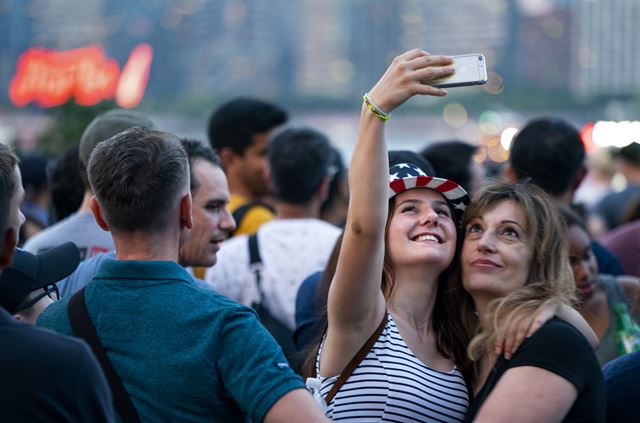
[88,127,189,234]
[450,181,576,373]
[0,144,19,198]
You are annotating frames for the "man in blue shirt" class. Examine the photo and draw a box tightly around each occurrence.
[38,127,329,422]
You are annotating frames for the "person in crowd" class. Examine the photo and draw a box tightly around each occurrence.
[505,117,624,276]
[574,148,616,237]
[38,127,329,422]
[307,50,476,422]
[24,109,154,260]
[456,182,605,422]
[600,219,640,277]
[48,145,84,224]
[205,128,341,334]
[421,140,485,196]
[18,153,49,243]
[294,233,343,351]
[602,350,640,422]
[320,145,349,227]
[306,49,595,422]
[559,205,640,365]
[0,145,113,422]
[595,142,640,231]
[0,243,79,324]
[207,97,287,237]
[54,138,235,298]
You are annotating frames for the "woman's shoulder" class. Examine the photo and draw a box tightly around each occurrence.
[523,318,593,354]
[509,318,601,390]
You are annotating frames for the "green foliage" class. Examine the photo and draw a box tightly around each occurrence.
[35,100,115,157]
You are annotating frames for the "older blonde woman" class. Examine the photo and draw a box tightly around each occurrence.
[456,182,605,422]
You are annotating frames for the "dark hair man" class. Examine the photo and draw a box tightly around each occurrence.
[421,140,485,196]
[205,128,341,335]
[207,97,287,236]
[506,117,623,275]
[506,117,586,204]
[38,127,329,422]
[24,109,154,260]
[0,145,113,422]
[595,142,640,230]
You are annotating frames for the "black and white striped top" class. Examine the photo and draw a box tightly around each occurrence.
[315,314,469,422]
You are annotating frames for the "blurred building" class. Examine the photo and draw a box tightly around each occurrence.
[0,0,638,108]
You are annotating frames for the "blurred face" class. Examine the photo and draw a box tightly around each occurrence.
[386,188,457,272]
[179,161,236,267]
[568,224,599,301]
[238,132,271,198]
[462,200,533,301]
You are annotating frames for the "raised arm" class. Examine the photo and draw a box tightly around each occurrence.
[320,49,453,376]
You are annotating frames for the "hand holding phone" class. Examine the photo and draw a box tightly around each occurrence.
[430,54,487,88]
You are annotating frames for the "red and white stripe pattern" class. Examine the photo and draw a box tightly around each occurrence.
[388,163,470,222]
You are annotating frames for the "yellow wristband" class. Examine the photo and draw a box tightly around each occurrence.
[363,93,390,121]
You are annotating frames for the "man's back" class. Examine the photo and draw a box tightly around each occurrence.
[38,259,303,422]
[0,308,113,422]
[206,219,341,330]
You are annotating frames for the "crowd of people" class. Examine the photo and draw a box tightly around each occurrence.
[1,48,639,422]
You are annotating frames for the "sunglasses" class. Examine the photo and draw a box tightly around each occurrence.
[14,284,59,313]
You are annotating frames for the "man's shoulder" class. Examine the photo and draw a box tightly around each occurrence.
[37,295,73,335]
[4,316,89,361]
[23,214,78,251]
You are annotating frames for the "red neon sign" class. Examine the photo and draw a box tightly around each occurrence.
[9,43,153,109]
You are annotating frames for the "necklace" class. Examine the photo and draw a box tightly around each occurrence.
[389,301,427,330]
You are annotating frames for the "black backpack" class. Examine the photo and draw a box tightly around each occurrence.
[247,233,298,362]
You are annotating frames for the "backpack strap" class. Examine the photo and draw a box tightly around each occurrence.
[324,312,388,404]
[247,233,298,361]
[248,233,264,302]
[68,288,141,423]
[230,200,275,238]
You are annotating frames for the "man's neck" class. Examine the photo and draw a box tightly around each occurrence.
[228,179,256,202]
[77,190,94,213]
[276,201,321,220]
[112,231,181,262]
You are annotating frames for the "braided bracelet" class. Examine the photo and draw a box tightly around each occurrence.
[363,93,391,121]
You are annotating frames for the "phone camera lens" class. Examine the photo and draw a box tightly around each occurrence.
[478,57,484,64]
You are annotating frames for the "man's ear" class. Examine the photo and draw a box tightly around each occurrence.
[180,193,193,230]
[0,227,17,268]
[316,176,330,204]
[572,165,588,192]
[503,164,518,183]
[89,196,110,231]
[218,147,236,172]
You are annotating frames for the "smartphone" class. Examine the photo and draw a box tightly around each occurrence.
[431,54,487,88]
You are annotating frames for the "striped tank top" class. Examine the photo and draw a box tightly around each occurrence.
[314,314,469,422]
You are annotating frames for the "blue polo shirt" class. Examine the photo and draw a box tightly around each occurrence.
[38,259,303,422]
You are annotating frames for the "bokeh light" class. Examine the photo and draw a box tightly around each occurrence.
[483,71,504,95]
[500,127,519,150]
[479,111,503,136]
[442,103,468,128]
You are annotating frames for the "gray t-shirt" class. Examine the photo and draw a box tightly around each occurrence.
[23,212,114,260]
